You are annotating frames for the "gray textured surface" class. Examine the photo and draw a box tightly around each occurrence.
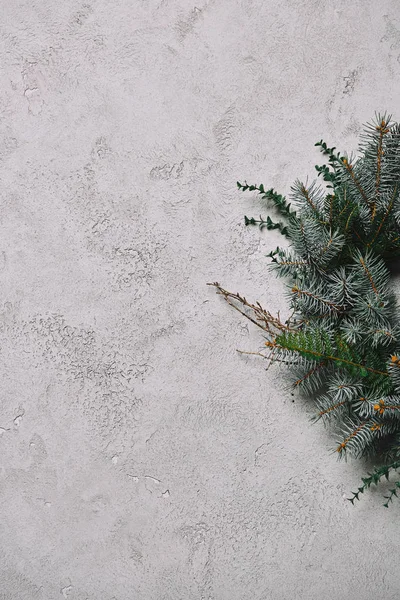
[1,1,400,598]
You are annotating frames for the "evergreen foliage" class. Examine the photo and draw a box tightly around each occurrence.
[210,113,400,506]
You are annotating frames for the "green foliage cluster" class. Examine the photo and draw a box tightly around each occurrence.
[223,113,400,506]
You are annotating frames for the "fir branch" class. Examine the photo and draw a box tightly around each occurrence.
[351,249,390,303]
[321,400,347,416]
[328,194,334,226]
[290,180,327,220]
[293,361,327,388]
[368,184,398,247]
[388,354,400,393]
[375,118,389,202]
[359,257,380,297]
[333,415,399,458]
[341,157,373,214]
[266,330,389,377]
[298,183,317,212]
[335,420,371,456]
[372,398,400,415]
[291,284,345,314]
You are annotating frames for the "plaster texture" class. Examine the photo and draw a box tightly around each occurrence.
[1,1,400,598]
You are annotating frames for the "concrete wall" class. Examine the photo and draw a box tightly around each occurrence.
[1,1,400,598]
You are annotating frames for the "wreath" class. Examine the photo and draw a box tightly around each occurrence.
[209,113,400,507]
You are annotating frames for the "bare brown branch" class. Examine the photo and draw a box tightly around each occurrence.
[207,282,296,336]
